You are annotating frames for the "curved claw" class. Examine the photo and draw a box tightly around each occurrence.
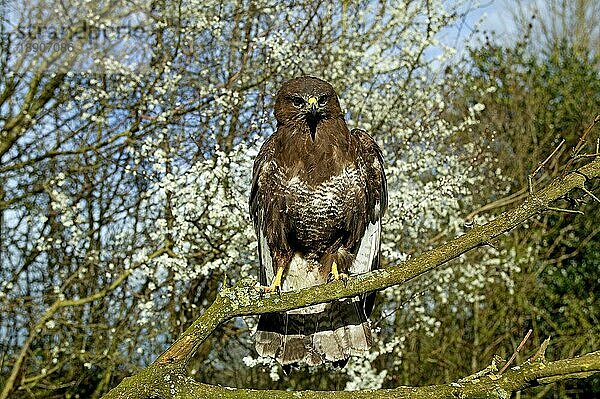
[327,272,335,284]
[340,273,349,288]
[327,272,349,287]
[255,265,284,297]
[328,261,349,287]
[255,284,281,297]
[253,285,266,298]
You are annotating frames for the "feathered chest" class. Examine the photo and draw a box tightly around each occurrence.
[255,122,368,252]
[282,167,361,215]
[264,163,365,252]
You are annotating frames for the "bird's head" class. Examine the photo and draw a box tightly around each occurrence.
[274,76,343,141]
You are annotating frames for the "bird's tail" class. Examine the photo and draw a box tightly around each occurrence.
[254,297,372,367]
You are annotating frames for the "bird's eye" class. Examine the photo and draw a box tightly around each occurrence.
[291,96,304,107]
[318,95,329,106]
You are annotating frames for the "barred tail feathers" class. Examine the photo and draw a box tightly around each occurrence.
[255,299,372,366]
[255,254,372,366]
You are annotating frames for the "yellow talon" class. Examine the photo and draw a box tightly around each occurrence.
[328,261,349,286]
[256,265,284,295]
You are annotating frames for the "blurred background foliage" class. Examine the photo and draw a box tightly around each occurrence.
[0,0,598,398]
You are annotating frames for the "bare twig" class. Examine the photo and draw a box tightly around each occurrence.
[465,186,528,220]
[533,140,566,177]
[530,337,551,363]
[499,329,533,374]
[546,206,584,215]
[574,153,600,159]
[564,115,600,172]
[529,139,565,195]
[581,186,600,203]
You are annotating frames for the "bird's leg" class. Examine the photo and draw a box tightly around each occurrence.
[267,265,285,293]
[257,265,284,296]
[327,261,349,287]
[256,251,291,296]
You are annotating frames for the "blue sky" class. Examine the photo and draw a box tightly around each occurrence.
[441,0,517,55]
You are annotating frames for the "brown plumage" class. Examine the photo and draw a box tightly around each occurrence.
[250,76,387,368]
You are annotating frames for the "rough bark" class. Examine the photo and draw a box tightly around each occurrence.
[102,157,600,399]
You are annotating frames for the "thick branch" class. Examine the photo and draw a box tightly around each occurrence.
[102,157,600,399]
[105,350,600,398]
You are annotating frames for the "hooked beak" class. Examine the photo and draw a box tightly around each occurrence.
[306,97,319,141]
[307,96,319,117]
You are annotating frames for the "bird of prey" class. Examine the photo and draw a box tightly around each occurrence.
[249,76,387,368]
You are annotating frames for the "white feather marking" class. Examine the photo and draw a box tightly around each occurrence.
[374,203,381,219]
[287,176,301,187]
[351,218,381,275]
[258,211,273,285]
[284,253,328,314]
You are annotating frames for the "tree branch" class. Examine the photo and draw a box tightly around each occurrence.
[102,157,600,399]
[0,248,169,399]
[105,350,600,398]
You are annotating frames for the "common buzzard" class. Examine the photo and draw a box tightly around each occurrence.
[250,76,387,368]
